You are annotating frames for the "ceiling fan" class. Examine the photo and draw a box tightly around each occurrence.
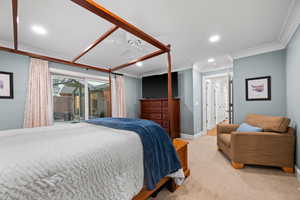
[104,30,162,59]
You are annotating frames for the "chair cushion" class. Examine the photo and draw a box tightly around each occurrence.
[219,134,231,147]
[237,123,263,132]
[245,114,290,133]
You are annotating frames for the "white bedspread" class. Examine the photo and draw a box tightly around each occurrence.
[0,123,144,200]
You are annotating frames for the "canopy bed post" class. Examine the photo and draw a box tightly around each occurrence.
[167,49,175,139]
[108,70,113,117]
[12,0,18,50]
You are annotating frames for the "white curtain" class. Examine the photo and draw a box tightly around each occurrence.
[24,58,53,128]
[112,75,126,117]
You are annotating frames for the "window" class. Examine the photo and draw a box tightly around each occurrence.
[51,69,109,122]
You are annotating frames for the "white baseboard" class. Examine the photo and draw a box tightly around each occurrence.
[181,132,203,140]
[296,165,300,183]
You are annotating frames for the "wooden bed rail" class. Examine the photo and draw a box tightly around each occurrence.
[111,49,167,71]
[0,46,109,73]
[72,25,119,62]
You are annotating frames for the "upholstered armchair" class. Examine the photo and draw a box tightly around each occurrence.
[217,114,295,173]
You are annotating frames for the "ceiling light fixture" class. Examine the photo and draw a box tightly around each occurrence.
[31,25,47,35]
[136,62,143,67]
[208,58,215,63]
[209,35,220,43]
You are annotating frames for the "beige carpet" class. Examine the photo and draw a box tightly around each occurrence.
[156,136,300,200]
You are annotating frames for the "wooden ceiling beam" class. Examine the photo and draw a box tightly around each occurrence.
[12,0,18,50]
[71,0,169,52]
[111,49,166,71]
[72,25,119,62]
[0,46,109,73]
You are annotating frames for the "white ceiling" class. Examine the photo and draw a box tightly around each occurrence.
[0,0,297,76]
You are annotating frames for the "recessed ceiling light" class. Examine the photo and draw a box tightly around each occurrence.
[31,25,47,35]
[136,62,143,67]
[209,35,220,43]
[208,58,215,63]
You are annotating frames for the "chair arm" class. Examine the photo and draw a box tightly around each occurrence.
[231,131,295,167]
[217,124,239,134]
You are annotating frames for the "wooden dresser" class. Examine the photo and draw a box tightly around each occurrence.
[140,98,180,139]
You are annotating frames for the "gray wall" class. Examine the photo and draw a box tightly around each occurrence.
[233,50,287,123]
[124,76,142,118]
[178,69,194,135]
[0,51,29,130]
[193,69,202,134]
[286,25,300,168]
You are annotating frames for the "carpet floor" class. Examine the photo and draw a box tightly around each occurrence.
[156,136,300,200]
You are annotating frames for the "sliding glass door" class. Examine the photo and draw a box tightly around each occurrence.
[88,80,110,119]
[52,74,109,122]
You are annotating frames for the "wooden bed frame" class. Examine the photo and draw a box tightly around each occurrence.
[133,139,190,200]
[2,0,177,138]
[1,0,189,198]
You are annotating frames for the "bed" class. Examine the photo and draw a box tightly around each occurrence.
[1,1,187,199]
[0,119,184,200]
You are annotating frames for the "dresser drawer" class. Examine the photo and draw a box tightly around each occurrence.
[162,101,168,108]
[162,121,169,128]
[162,113,169,120]
[162,106,168,113]
[141,113,162,120]
[140,98,181,139]
[141,101,162,113]
[141,101,162,107]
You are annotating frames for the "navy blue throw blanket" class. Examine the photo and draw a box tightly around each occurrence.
[86,118,181,190]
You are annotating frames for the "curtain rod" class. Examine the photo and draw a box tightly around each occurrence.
[111,72,124,76]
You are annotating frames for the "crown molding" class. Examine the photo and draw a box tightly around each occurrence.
[232,42,285,59]
[278,0,300,47]
[233,0,300,60]
[199,66,233,74]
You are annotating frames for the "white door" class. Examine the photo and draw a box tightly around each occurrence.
[215,77,229,123]
[206,80,213,129]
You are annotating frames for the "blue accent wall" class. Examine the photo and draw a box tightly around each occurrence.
[0,51,29,130]
[193,69,202,134]
[124,76,142,118]
[178,69,194,135]
[286,25,300,168]
[233,50,287,123]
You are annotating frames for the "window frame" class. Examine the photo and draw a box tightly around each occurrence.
[50,68,109,121]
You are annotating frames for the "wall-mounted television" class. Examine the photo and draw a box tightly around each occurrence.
[142,72,178,98]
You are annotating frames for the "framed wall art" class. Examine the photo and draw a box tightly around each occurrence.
[0,71,14,99]
[245,76,271,101]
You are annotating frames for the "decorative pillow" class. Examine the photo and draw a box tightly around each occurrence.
[245,114,290,133]
[237,123,263,132]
